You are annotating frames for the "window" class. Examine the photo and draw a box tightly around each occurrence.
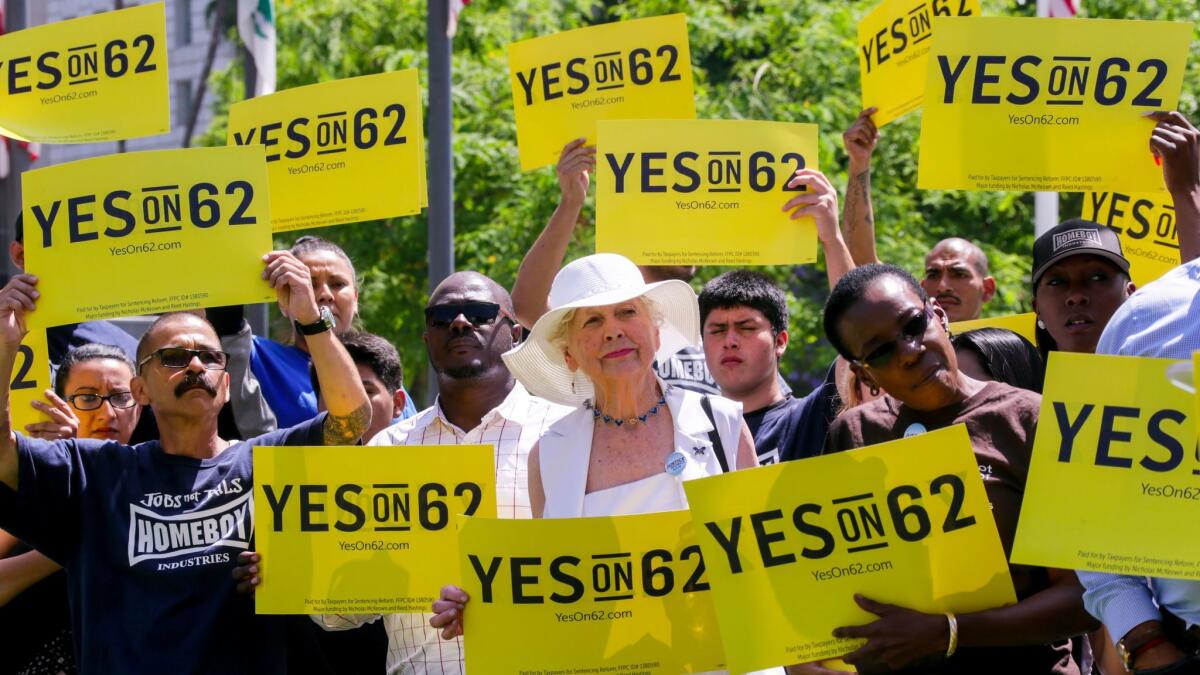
[175,79,193,128]
[176,0,192,46]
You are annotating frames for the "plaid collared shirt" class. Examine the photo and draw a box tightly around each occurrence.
[316,382,569,674]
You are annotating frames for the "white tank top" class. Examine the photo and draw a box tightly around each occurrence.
[537,383,785,675]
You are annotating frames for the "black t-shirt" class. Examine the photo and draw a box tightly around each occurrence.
[0,415,327,675]
[743,363,838,465]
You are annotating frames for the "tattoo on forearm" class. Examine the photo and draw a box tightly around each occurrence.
[845,170,874,235]
[323,402,371,445]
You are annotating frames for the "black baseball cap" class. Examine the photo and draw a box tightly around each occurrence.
[1032,219,1129,288]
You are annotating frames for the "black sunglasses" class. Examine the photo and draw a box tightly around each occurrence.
[854,305,936,370]
[138,347,229,371]
[423,302,511,329]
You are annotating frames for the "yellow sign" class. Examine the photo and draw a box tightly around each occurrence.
[254,444,496,615]
[21,146,275,328]
[917,17,1192,193]
[508,14,696,171]
[9,326,51,434]
[0,3,169,143]
[457,511,725,675]
[1012,352,1200,579]
[596,119,819,266]
[1082,192,1180,286]
[683,425,1016,672]
[228,70,424,231]
[857,0,981,127]
[950,312,1037,345]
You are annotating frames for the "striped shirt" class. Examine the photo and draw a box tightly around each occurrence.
[314,381,569,674]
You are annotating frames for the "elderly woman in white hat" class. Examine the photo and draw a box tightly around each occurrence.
[504,252,759,516]
[430,254,778,673]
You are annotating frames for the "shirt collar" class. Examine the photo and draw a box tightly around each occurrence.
[424,380,539,436]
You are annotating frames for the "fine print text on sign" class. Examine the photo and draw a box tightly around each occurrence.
[917,17,1192,193]
[254,444,495,615]
[1012,352,1200,579]
[0,2,169,143]
[228,69,425,232]
[508,14,696,171]
[596,119,820,267]
[683,425,1016,673]
[1082,191,1181,286]
[458,511,726,675]
[857,0,980,127]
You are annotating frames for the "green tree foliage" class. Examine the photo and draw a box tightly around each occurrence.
[200,0,1200,403]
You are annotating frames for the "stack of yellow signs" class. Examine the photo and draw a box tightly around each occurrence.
[0,3,169,143]
[14,145,276,430]
[1012,352,1199,579]
[228,69,427,232]
[596,119,820,266]
[857,0,981,127]
[457,510,725,675]
[254,444,496,615]
[508,14,696,171]
[684,425,1016,673]
[1081,192,1181,286]
[917,17,1191,193]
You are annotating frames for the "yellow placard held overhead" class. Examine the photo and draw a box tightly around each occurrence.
[0,3,169,143]
[9,326,51,435]
[228,70,424,232]
[857,0,981,127]
[950,312,1037,345]
[596,119,819,266]
[21,146,275,328]
[1012,352,1200,579]
[683,425,1016,672]
[254,444,496,615]
[1082,192,1181,286]
[457,511,725,675]
[917,17,1191,193]
[508,14,696,171]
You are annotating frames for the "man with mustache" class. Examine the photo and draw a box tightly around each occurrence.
[291,270,568,675]
[841,110,996,323]
[0,250,369,675]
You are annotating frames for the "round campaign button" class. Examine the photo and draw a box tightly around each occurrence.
[664,451,688,476]
[904,423,927,438]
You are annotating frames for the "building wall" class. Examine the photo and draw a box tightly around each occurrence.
[28,0,237,167]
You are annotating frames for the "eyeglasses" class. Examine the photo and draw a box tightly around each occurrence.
[138,347,229,371]
[854,305,935,370]
[66,391,137,411]
[423,302,511,329]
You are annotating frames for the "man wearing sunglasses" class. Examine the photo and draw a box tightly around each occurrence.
[0,250,370,675]
[310,270,571,675]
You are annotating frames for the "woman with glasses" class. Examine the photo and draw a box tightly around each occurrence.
[792,263,1095,675]
[26,343,142,444]
[3,343,141,675]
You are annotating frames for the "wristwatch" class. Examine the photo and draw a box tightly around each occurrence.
[1117,623,1169,670]
[294,306,337,336]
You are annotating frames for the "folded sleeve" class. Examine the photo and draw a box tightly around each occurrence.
[1079,570,1162,643]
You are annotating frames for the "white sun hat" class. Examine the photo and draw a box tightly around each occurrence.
[502,253,700,407]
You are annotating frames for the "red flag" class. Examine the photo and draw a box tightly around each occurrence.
[447,0,470,37]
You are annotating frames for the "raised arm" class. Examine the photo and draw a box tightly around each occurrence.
[784,169,856,290]
[511,139,596,327]
[841,108,881,266]
[262,252,368,444]
[0,274,38,491]
[1149,111,1200,264]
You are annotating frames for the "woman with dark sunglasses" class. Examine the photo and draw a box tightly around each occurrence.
[792,263,1096,675]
